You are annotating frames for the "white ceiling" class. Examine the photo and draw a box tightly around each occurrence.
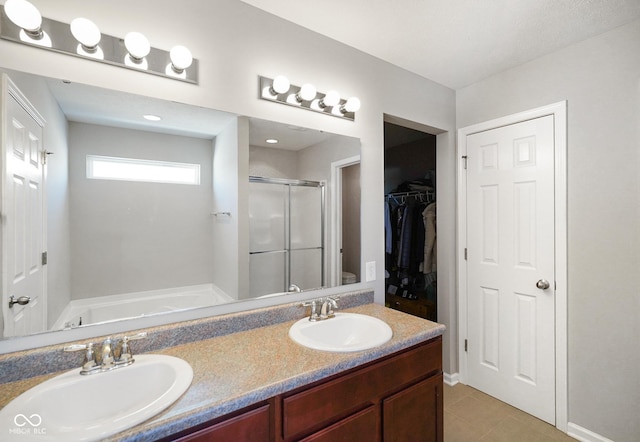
[241,0,640,89]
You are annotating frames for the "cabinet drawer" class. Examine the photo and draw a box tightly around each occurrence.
[300,406,377,442]
[174,404,271,442]
[283,338,441,439]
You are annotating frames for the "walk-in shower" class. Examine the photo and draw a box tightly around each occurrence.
[249,176,325,298]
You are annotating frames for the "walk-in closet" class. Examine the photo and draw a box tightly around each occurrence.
[384,122,437,321]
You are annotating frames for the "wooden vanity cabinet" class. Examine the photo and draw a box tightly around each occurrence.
[279,336,443,442]
[167,337,442,442]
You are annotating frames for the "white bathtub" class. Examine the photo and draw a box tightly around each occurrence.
[52,284,235,330]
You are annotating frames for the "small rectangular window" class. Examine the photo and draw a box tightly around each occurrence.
[86,155,200,185]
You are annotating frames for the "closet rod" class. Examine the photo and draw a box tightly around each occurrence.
[384,190,435,202]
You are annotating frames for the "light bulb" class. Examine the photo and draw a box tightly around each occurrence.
[297,83,317,102]
[170,45,193,72]
[271,75,290,95]
[124,32,150,60]
[321,90,340,107]
[342,97,361,113]
[70,18,101,51]
[4,0,42,38]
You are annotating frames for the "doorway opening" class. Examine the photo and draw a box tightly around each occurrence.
[383,119,437,322]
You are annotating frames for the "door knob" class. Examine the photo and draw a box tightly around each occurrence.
[8,295,31,308]
[536,279,550,290]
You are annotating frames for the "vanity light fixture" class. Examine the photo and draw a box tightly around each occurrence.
[169,45,193,73]
[341,97,361,114]
[124,31,150,69]
[0,0,198,83]
[3,0,51,46]
[70,17,102,58]
[319,90,340,108]
[259,75,360,121]
[296,83,317,102]
[265,138,279,144]
[270,75,291,95]
[4,0,42,38]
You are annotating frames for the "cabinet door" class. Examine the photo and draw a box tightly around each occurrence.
[383,374,443,442]
[175,404,271,442]
[300,406,377,442]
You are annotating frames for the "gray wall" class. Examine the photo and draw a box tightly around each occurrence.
[456,19,640,442]
[69,122,215,299]
[212,118,248,300]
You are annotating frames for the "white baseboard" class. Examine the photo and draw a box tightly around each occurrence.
[567,423,614,442]
[444,372,460,386]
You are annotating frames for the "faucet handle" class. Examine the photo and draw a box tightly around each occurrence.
[301,299,320,321]
[117,332,147,366]
[326,296,339,317]
[64,343,98,374]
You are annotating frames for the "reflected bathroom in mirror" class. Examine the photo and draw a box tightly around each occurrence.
[0,67,361,343]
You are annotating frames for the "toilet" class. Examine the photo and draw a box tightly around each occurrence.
[342,271,357,285]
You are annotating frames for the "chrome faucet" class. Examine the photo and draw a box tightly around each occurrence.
[100,337,115,369]
[64,332,147,375]
[301,297,339,321]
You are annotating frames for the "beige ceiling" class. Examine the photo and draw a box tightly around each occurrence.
[241,0,640,89]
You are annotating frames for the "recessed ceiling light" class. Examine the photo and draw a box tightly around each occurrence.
[143,114,161,121]
[266,139,278,144]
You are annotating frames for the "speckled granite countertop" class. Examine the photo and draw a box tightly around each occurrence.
[0,302,445,441]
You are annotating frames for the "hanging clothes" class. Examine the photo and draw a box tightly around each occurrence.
[422,202,437,274]
[384,201,393,255]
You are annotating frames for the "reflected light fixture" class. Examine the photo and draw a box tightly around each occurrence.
[259,76,360,121]
[0,2,198,82]
[143,114,162,121]
[266,138,279,144]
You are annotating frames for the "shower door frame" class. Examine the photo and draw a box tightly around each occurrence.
[249,176,326,293]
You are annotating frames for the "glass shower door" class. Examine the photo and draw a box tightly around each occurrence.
[248,181,288,297]
[249,177,325,298]
[289,185,323,290]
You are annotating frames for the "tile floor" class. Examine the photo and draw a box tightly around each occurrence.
[444,383,577,441]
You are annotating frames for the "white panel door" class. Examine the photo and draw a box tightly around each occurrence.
[2,77,47,337]
[466,115,555,423]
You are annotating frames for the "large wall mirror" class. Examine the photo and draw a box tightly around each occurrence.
[0,67,361,347]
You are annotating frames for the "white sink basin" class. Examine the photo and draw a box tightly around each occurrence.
[289,312,393,352]
[0,354,193,441]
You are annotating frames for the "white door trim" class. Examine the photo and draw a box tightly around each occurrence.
[456,101,567,432]
[330,155,360,287]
